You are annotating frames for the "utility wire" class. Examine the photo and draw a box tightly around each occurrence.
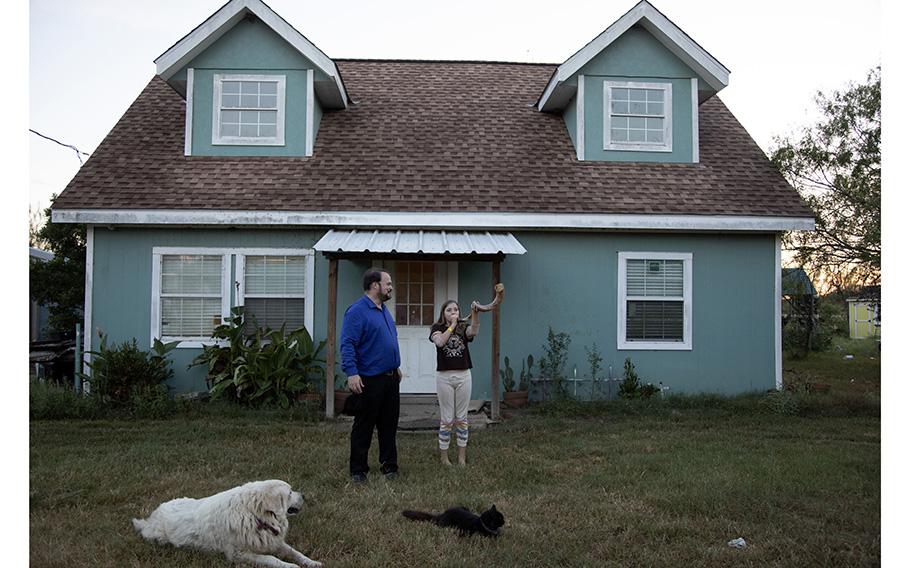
[29,129,91,165]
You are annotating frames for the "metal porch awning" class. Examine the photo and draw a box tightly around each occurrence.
[314,229,527,256]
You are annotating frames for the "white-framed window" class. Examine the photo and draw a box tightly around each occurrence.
[212,74,286,146]
[617,252,692,350]
[151,247,314,348]
[151,249,231,348]
[236,250,314,336]
[604,81,672,152]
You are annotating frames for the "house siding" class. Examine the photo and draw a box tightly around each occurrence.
[176,16,326,156]
[460,232,777,397]
[88,227,365,393]
[90,228,776,397]
[565,25,699,163]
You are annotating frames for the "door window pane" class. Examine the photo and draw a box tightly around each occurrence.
[395,261,436,325]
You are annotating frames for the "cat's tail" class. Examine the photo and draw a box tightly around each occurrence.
[402,510,436,522]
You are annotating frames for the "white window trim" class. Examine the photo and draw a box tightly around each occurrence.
[576,74,585,161]
[691,77,699,163]
[604,80,673,153]
[617,251,692,350]
[83,226,94,387]
[774,235,782,390]
[212,74,286,146]
[184,68,194,156]
[305,69,314,157]
[151,247,232,349]
[236,248,315,337]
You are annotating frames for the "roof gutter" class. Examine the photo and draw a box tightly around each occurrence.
[51,209,815,232]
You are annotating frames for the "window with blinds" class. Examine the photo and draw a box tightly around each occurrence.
[160,254,224,338]
[619,253,691,349]
[242,255,306,334]
[625,259,684,342]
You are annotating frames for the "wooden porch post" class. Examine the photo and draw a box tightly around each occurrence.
[325,257,338,418]
[491,258,502,422]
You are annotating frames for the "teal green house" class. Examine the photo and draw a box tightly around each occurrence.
[52,0,815,416]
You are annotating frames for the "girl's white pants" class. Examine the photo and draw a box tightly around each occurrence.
[436,369,472,450]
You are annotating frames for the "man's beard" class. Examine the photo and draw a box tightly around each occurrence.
[380,290,393,302]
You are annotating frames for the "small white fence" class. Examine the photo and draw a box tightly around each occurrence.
[529,368,670,402]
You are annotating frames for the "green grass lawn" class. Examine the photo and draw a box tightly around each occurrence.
[784,336,881,395]
[30,394,880,566]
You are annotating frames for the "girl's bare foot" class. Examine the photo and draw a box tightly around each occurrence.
[440,450,452,466]
[457,447,467,466]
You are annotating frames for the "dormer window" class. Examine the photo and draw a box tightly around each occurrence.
[212,74,286,146]
[604,81,672,152]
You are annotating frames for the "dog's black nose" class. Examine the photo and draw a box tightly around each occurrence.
[287,507,300,515]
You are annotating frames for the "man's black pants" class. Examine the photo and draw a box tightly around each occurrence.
[349,370,400,476]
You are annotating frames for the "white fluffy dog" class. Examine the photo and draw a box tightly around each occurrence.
[133,479,323,568]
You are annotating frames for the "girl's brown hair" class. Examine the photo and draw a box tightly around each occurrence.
[435,300,459,326]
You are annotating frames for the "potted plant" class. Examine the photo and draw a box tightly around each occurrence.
[297,377,323,404]
[333,373,352,415]
[502,355,533,408]
[189,306,327,409]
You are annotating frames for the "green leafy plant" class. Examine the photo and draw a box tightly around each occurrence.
[28,197,86,335]
[30,381,103,420]
[81,333,178,406]
[771,67,880,288]
[190,307,247,393]
[585,343,604,400]
[538,327,571,396]
[190,307,326,408]
[585,343,603,381]
[500,356,516,392]
[759,390,802,416]
[783,298,846,358]
[502,354,533,396]
[335,372,349,391]
[519,354,534,391]
[617,358,659,400]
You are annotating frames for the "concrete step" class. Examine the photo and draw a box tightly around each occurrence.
[400,394,438,405]
[333,397,491,432]
[398,398,490,431]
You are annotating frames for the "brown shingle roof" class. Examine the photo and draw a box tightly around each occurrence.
[52,60,812,218]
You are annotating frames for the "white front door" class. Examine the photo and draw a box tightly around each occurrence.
[384,260,457,393]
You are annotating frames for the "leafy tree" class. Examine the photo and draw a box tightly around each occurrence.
[29,196,86,336]
[771,67,880,292]
[29,204,48,249]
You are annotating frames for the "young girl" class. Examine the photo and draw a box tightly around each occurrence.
[428,300,480,466]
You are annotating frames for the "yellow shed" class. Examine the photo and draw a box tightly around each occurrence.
[847,298,880,339]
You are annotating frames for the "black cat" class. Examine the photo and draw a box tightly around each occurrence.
[402,505,504,537]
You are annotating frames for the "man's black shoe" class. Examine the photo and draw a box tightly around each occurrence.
[383,471,399,481]
[351,473,368,484]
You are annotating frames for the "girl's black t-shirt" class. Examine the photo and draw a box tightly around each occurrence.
[429,323,474,371]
